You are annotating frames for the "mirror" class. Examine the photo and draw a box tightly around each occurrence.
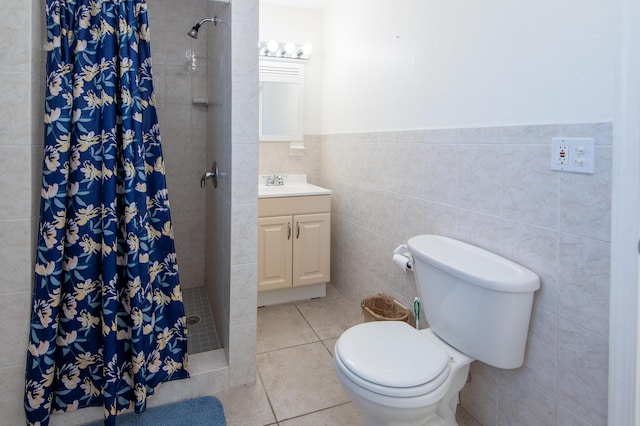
[259,59,304,141]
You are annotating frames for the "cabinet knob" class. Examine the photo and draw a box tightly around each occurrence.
[296,222,300,239]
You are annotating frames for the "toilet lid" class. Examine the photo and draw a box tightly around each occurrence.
[335,321,449,389]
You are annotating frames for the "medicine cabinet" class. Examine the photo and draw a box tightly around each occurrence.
[259,59,304,142]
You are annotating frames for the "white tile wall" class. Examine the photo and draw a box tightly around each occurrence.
[0,0,44,423]
[227,0,259,387]
[320,122,612,426]
[206,0,233,375]
[258,135,322,183]
[0,0,30,72]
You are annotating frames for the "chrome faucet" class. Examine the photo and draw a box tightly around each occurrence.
[266,174,284,186]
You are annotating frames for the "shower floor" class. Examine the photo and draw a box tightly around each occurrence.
[182,286,220,354]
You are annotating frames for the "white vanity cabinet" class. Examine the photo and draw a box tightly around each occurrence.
[258,195,330,305]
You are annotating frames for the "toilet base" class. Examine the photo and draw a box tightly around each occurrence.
[338,359,470,426]
[363,412,447,426]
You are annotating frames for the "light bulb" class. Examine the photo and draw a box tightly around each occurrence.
[266,40,278,53]
[284,42,296,55]
[301,43,313,55]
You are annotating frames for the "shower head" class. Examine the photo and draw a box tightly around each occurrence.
[187,25,200,39]
[187,16,225,39]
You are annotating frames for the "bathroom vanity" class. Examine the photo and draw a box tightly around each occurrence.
[258,175,331,306]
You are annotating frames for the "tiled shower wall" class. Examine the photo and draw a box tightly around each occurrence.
[214,0,259,387]
[147,0,210,289]
[147,0,261,388]
[150,0,260,388]
[0,0,44,423]
[320,123,611,426]
[206,0,234,371]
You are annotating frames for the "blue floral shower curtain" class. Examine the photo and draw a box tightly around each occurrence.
[25,1,189,425]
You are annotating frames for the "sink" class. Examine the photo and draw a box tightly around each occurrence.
[258,174,332,198]
[259,184,331,198]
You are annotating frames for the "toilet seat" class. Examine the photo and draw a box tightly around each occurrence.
[334,321,450,398]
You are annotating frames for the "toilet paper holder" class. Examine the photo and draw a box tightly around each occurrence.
[393,244,413,271]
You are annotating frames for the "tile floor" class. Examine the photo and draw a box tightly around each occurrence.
[183,287,220,354]
[212,284,480,426]
[213,284,365,425]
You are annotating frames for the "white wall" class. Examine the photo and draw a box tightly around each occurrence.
[318,1,616,424]
[322,0,616,132]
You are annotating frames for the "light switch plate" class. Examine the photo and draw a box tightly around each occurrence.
[551,138,595,174]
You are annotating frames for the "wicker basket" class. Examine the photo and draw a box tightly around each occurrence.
[361,293,415,327]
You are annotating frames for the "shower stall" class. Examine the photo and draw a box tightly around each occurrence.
[145,0,259,390]
[0,0,258,420]
[14,0,258,424]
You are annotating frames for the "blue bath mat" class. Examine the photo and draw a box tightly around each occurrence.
[85,396,226,426]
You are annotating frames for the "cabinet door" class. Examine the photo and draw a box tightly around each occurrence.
[292,213,331,287]
[258,216,292,291]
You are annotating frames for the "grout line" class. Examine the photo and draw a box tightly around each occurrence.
[255,364,279,425]
[294,303,324,343]
[257,340,320,356]
[272,401,355,424]
[256,291,357,424]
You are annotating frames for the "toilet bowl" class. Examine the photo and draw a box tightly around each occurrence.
[334,235,540,426]
[334,322,472,426]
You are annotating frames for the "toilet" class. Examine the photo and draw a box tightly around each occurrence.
[334,235,540,426]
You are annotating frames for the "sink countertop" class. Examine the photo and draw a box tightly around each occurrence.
[258,174,332,198]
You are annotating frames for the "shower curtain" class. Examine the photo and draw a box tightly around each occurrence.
[25,1,189,425]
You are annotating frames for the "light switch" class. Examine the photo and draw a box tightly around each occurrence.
[550,138,595,174]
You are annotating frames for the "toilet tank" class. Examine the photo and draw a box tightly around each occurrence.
[407,235,540,369]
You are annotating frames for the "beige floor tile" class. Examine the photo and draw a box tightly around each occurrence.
[279,402,365,426]
[456,404,484,426]
[322,337,338,356]
[257,342,349,421]
[214,375,276,426]
[295,285,363,340]
[257,303,319,353]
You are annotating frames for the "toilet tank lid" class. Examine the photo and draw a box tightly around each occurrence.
[407,235,540,293]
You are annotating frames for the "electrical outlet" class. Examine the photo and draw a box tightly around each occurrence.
[557,145,568,165]
[550,138,595,174]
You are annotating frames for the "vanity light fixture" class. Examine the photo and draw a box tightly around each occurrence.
[276,43,295,57]
[296,43,313,58]
[259,40,312,60]
[260,40,279,56]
